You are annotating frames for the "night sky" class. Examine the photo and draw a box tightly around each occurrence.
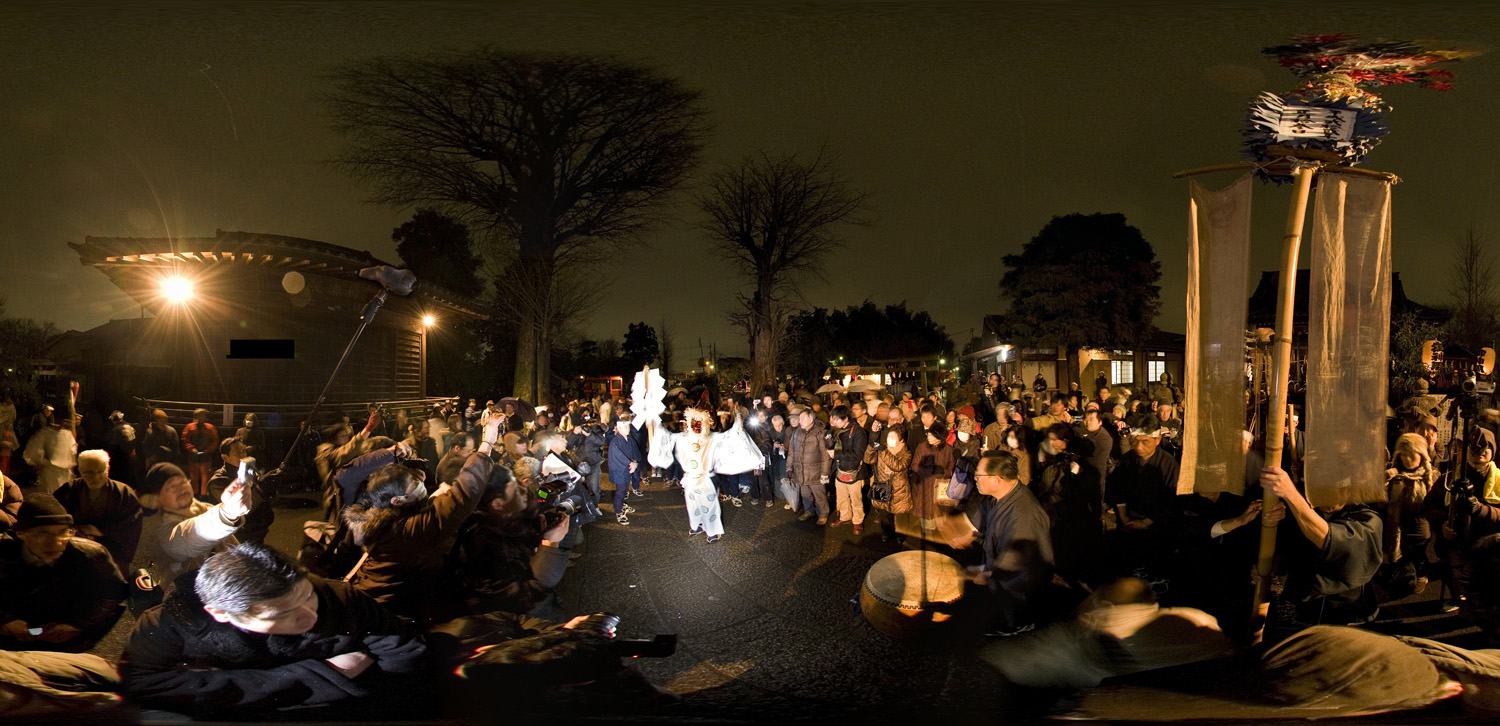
[5,2,1500,358]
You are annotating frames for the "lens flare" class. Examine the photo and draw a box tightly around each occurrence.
[162,277,194,303]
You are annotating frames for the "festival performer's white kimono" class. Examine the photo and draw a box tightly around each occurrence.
[648,419,730,537]
[633,369,764,539]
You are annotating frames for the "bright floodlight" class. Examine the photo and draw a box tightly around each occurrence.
[162,277,194,303]
[422,314,436,327]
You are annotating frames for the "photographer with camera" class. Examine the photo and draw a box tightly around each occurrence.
[567,414,608,509]
[440,456,569,619]
[1433,427,1500,546]
[340,421,501,623]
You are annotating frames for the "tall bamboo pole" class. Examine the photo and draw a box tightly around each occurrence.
[1249,163,1318,639]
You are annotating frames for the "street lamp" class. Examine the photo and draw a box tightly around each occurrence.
[421,314,436,328]
[162,277,194,304]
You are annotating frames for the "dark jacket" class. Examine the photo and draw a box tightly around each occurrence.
[442,507,571,618]
[1282,504,1383,621]
[140,422,181,469]
[910,440,955,520]
[54,478,143,571]
[785,421,832,488]
[123,572,427,719]
[548,451,598,526]
[0,535,125,653]
[567,427,607,467]
[832,422,869,475]
[343,452,493,621]
[978,483,1055,600]
[1105,446,1183,526]
[606,428,645,485]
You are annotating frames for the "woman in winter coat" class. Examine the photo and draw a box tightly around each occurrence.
[995,423,1036,487]
[872,429,913,542]
[909,422,955,527]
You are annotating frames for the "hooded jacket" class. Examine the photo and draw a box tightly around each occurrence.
[342,452,493,621]
[122,571,426,718]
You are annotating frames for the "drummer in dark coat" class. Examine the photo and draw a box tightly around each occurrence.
[960,450,1054,636]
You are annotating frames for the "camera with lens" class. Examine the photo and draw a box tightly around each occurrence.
[1462,373,1497,397]
[534,471,573,501]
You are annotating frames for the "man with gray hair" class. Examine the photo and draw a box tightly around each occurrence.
[54,449,142,572]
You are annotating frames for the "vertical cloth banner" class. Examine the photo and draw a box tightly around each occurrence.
[1180,176,1253,495]
[1305,176,1393,508]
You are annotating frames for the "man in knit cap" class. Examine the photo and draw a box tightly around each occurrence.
[0,493,126,652]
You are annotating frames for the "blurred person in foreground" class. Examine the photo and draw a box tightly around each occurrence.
[123,542,428,721]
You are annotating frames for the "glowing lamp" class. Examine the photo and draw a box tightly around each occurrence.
[162,277,194,303]
[421,314,436,327]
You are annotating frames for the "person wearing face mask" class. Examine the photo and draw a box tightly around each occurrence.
[235,413,266,460]
[123,542,428,720]
[0,494,126,653]
[910,422,955,530]
[871,429,913,543]
[828,406,869,534]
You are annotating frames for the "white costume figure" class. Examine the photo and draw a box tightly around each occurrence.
[634,368,762,543]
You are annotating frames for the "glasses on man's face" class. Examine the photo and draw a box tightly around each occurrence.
[25,528,77,542]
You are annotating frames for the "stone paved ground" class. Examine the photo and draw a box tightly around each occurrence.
[549,477,1018,724]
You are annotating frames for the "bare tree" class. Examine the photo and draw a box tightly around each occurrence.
[325,49,710,402]
[1447,225,1500,354]
[658,316,675,380]
[697,149,867,395]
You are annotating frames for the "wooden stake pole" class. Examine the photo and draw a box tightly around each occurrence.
[1248,163,1317,640]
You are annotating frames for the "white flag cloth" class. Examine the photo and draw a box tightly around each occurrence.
[711,419,766,475]
[630,368,667,428]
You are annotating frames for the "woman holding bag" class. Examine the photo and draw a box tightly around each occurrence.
[910,422,954,531]
[871,429,912,543]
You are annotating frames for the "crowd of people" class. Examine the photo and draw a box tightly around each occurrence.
[3,366,1500,721]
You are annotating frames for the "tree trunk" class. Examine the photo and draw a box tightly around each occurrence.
[749,288,778,396]
[1064,346,1084,394]
[513,321,539,402]
[538,318,553,405]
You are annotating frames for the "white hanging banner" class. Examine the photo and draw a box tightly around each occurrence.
[1181,175,1253,495]
[1304,175,1393,508]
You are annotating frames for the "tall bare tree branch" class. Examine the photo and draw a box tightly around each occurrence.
[325,48,710,401]
[696,148,868,393]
